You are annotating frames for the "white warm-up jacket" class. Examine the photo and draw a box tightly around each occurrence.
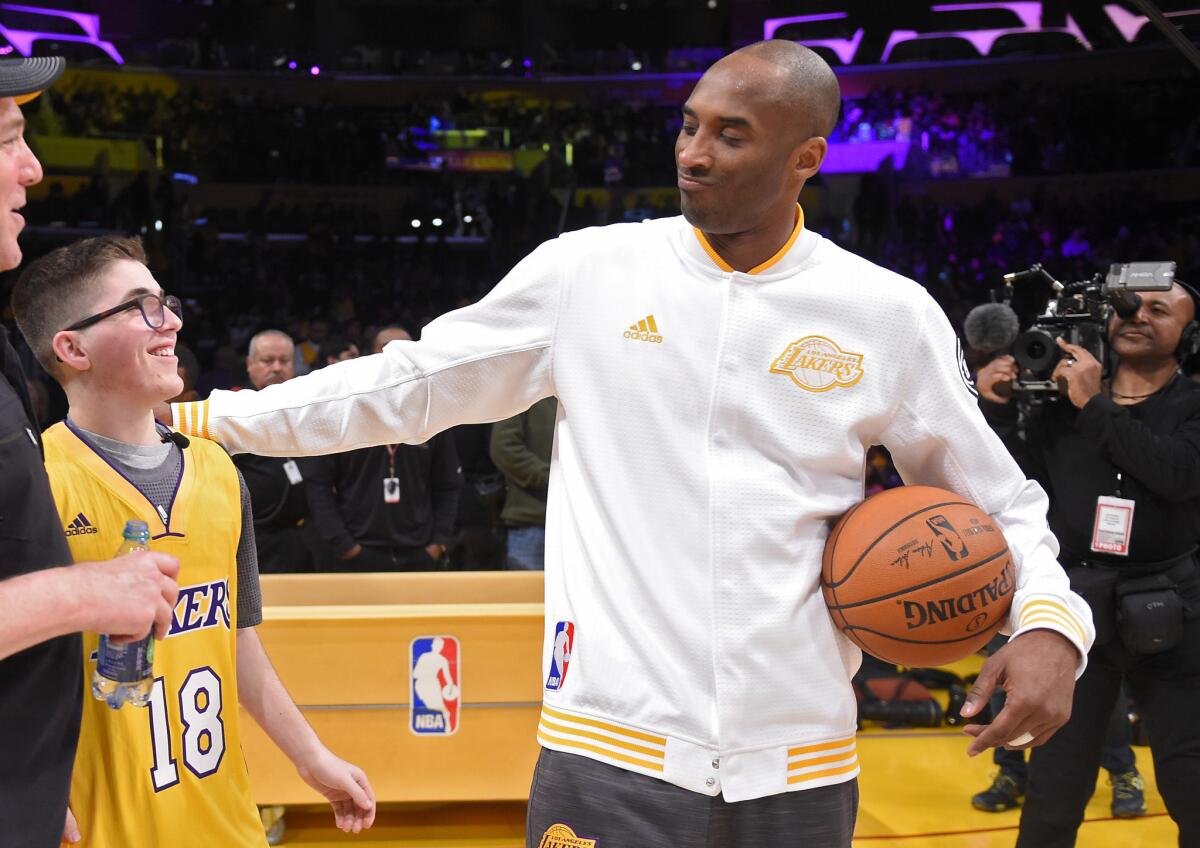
[173,212,1094,802]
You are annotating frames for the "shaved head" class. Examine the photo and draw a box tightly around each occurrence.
[675,40,838,238]
[726,40,842,139]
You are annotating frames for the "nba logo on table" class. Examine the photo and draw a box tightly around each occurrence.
[410,636,460,735]
[545,621,574,691]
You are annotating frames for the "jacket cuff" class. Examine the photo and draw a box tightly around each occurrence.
[1008,594,1093,679]
[172,399,212,439]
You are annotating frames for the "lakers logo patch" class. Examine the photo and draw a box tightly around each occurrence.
[769,335,864,393]
[539,823,597,848]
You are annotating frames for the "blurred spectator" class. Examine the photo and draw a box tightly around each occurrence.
[302,333,463,570]
[372,323,510,571]
[316,334,359,367]
[373,325,410,353]
[296,319,329,372]
[170,342,201,405]
[446,423,507,570]
[196,344,244,396]
[232,330,319,572]
[490,398,557,570]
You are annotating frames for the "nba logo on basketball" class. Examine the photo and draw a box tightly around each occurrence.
[410,636,460,735]
[545,621,574,691]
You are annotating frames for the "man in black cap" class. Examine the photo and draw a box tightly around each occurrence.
[0,56,181,847]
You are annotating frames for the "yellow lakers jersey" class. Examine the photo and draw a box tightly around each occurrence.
[43,422,266,848]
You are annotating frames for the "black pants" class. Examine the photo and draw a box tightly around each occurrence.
[1017,613,1200,847]
[527,748,858,848]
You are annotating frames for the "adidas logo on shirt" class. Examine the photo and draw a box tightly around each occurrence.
[623,314,663,344]
[64,512,99,536]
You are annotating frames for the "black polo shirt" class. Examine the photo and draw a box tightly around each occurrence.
[0,325,81,847]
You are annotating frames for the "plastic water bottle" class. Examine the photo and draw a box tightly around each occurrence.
[91,520,156,709]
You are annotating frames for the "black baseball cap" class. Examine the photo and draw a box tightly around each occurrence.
[0,56,65,105]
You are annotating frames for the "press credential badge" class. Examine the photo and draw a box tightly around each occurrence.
[1091,495,1134,556]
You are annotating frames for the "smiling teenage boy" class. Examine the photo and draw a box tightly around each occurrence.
[11,235,376,847]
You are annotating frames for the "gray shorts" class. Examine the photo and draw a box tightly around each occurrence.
[527,748,858,848]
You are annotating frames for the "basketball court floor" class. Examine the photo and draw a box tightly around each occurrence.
[274,727,1174,846]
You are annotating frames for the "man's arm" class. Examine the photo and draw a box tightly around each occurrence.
[172,240,564,456]
[0,552,180,660]
[880,293,1094,754]
[490,410,550,496]
[300,456,360,559]
[1075,395,1200,502]
[236,627,376,833]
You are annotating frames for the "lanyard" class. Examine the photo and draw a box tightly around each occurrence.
[385,444,398,477]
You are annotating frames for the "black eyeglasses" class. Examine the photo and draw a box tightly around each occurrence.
[63,292,183,332]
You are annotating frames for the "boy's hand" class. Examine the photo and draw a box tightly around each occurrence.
[297,748,376,833]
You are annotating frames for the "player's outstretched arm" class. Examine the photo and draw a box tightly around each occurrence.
[172,240,565,458]
[0,551,180,660]
[236,627,376,833]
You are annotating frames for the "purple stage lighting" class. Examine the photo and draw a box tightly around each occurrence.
[0,4,124,64]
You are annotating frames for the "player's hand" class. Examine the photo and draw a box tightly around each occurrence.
[75,552,181,641]
[1051,339,1102,409]
[959,629,1078,756]
[297,748,376,833]
[976,355,1018,403]
[62,806,80,844]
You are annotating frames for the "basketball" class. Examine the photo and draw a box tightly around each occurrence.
[821,485,1015,667]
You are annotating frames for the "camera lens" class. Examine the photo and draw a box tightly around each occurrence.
[1013,329,1060,376]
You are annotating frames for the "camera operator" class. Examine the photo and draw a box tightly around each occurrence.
[976,281,1200,847]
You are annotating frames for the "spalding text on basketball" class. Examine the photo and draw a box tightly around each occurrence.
[901,564,1013,630]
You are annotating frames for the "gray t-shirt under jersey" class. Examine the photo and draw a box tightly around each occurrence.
[76,424,262,628]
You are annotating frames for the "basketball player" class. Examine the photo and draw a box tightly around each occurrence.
[12,236,376,846]
[169,42,1092,846]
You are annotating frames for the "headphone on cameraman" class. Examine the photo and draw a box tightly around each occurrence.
[1176,278,1200,361]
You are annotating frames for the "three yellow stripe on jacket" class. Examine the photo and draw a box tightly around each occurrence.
[538,706,858,787]
[538,705,667,773]
[177,399,211,440]
[787,737,858,785]
[1018,598,1088,645]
